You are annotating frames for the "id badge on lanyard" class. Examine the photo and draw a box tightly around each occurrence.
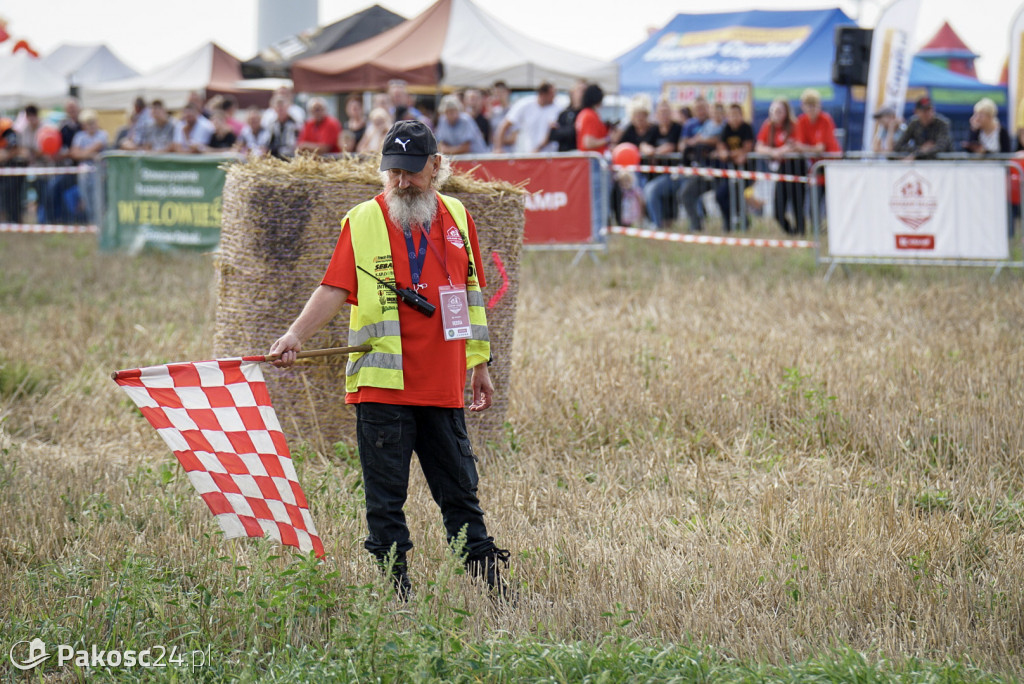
[408,219,471,341]
[438,285,471,340]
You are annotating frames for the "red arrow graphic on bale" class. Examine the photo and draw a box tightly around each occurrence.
[487,251,509,308]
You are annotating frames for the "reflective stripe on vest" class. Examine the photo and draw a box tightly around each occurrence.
[343,194,490,392]
[347,350,404,375]
[344,200,404,391]
[348,319,402,347]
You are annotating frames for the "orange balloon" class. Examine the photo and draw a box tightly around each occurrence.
[37,125,61,156]
[612,142,641,167]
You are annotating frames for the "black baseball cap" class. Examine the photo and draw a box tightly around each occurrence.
[915,96,933,110]
[379,120,438,173]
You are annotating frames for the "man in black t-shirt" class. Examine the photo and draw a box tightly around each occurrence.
[547,80,585,152]
[713,104,754,231]
[0,118,25,222]
[463,89,491,146]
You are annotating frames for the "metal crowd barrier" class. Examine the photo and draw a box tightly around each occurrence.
[9,150,1020,280]
[0,163,104,234]
[0,151,827,243]
[809,157,1024,282]
[612,151,834,237]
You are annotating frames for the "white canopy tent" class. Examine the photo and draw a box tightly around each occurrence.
[292,0,618,92]
[0,53,69,110]
[440,0,618,91]
[42,44,139,87]
[79,42,250,110]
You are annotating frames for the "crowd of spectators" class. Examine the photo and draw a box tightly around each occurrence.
[0,80,1019,234]
[1,98,114,225]
[609,90,1019,235]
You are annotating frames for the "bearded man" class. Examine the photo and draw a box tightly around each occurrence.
[270,121,511,601]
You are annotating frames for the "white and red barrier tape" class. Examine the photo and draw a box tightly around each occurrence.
[612,163,818,185]
[0,222,97,234]
[607,225,815,249]
[0,166,95,176]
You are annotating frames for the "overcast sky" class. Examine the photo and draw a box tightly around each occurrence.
[2,0,1018,84]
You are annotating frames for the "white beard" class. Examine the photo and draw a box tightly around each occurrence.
[385,186,437,231]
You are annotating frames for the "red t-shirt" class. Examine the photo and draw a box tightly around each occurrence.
[298,115,342,153]
[321,194,487,408]
[794,112,840,153]
[575,107,608,154]
[756,120,793,148]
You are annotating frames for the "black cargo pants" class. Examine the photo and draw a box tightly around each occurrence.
[355,402,495,563]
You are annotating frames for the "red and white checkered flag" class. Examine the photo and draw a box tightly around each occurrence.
[112,356,325,558]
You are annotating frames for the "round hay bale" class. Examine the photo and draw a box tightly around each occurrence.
[214,154,525,450]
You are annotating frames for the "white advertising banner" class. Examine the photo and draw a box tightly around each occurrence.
[862,0,922,152]
[825,162,1009,260]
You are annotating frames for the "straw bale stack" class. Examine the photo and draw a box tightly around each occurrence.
[214,154,525,449]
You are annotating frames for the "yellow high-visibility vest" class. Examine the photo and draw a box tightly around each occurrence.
[344,194,490,392]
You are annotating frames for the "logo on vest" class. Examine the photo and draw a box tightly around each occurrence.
[446,225,464,248]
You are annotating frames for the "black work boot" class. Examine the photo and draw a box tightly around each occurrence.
[464,547,516,604]
[376,553,413,602]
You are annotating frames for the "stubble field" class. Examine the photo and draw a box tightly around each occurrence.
[1,231,1022,681]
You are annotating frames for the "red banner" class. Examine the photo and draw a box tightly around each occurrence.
[454,156,593,245]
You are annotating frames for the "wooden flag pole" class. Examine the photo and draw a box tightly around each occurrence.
[261,344,372,363]
[110,346,372,381]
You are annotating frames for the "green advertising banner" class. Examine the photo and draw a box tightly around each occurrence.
[101,152,235,252]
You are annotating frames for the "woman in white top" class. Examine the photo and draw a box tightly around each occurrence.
[964,98,1010,155]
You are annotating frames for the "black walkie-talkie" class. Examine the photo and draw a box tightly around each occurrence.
[357,265,436,317]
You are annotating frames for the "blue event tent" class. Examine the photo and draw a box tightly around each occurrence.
[616,8,853,98]
[615,8,1006,149]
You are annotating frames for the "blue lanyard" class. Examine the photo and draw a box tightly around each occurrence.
[403,225,429,285]
[403,224,451,285]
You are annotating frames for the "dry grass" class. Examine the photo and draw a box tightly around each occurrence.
[1,232,1022,676]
